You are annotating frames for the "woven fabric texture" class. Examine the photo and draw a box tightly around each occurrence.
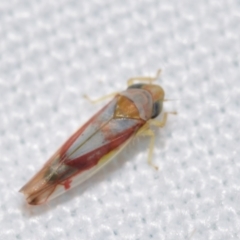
[0,0,240,239]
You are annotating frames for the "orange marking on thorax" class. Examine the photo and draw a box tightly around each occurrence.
[115,95,140,119]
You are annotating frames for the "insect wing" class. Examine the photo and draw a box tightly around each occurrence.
[20,97,144,204]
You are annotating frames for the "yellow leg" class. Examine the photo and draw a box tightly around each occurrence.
[149,111,177,128]
[127,69,162,86]
[84,69,162,103]
[83,92,119,104]
[137,127,158,170]
[136,111,177,170]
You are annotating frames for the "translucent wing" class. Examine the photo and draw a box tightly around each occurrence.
[20,96,145,204]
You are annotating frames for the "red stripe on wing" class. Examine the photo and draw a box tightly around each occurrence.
[60,100,113,157]
[64,121,144,171]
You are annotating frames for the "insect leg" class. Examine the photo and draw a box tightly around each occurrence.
[137,126,158,170]
[83,92,119,103]
[127,69,162,86]
[149,112,177,128]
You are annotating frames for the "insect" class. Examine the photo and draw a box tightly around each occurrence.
[20,70,175,205]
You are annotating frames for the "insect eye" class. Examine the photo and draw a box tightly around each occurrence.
[151,101,162,118]
[127,83,144,89]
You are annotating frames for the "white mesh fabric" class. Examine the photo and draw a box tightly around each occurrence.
[0,0,240,239]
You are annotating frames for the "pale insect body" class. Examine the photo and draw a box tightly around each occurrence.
[20,70,171,205]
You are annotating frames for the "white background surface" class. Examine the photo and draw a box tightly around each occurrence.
[0,0,240,239]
